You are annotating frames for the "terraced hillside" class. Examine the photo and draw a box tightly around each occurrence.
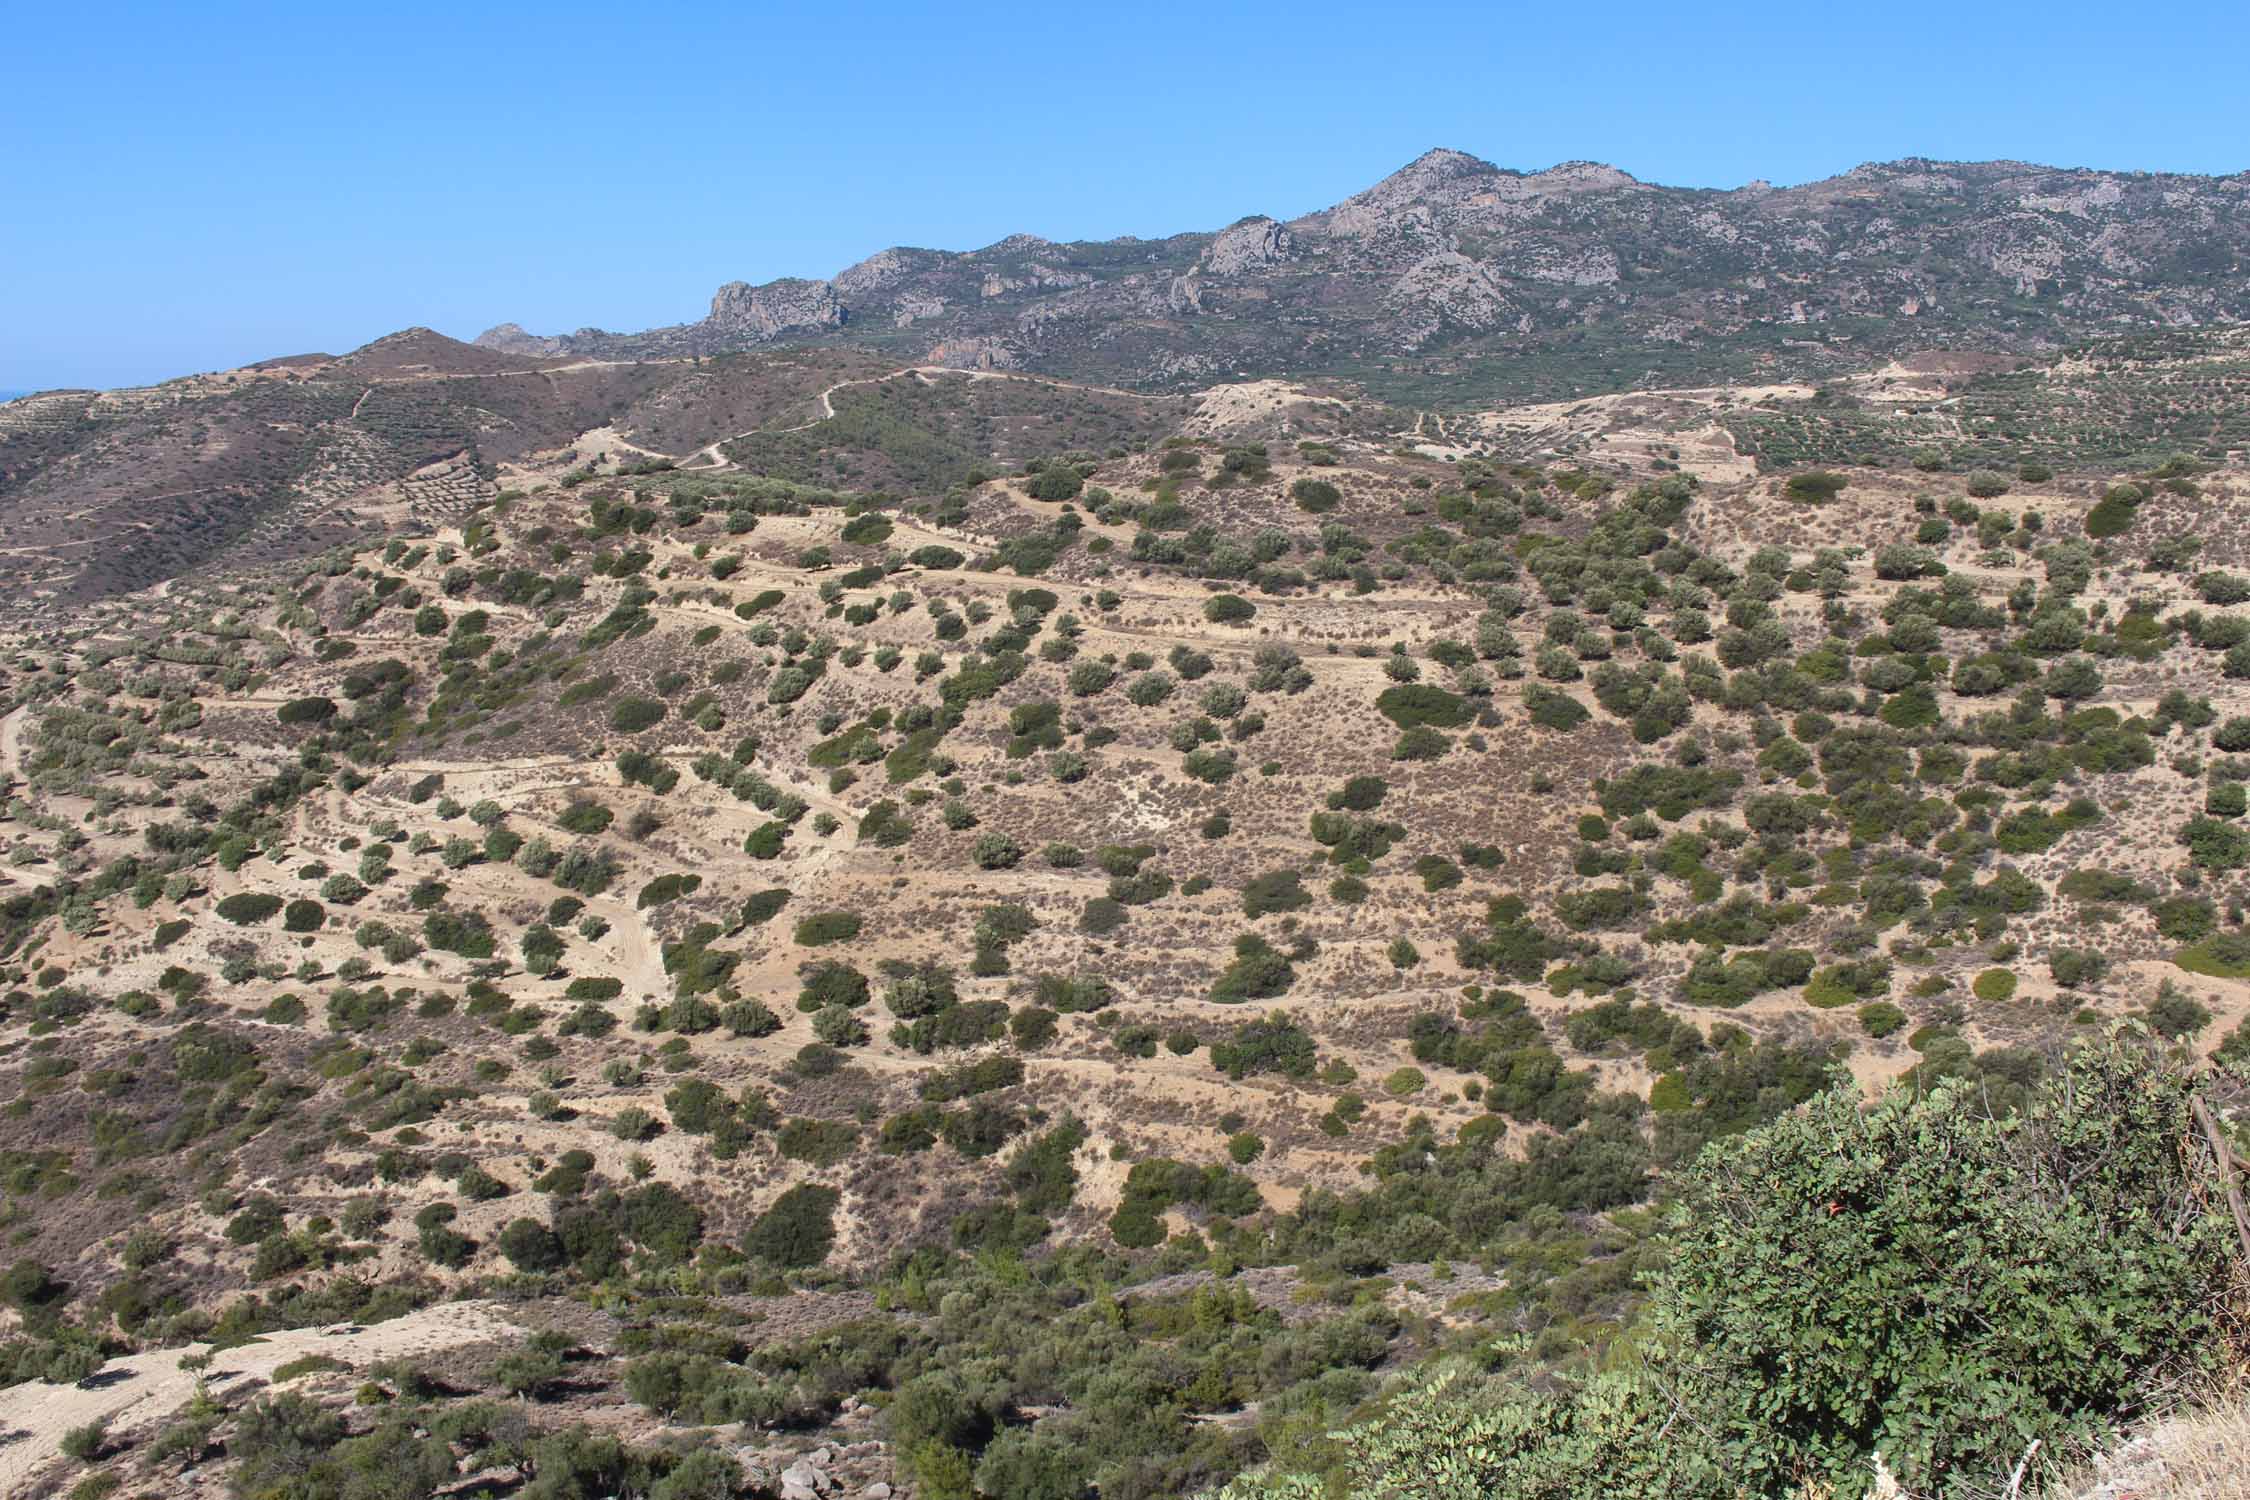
[1,344,2247,1500]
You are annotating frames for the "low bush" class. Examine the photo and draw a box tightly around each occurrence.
[216,892,283,925]
[794,911,863,946]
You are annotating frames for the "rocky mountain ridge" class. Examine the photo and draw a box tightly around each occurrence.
[475,148,2250,397]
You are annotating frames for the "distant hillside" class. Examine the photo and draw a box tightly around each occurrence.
[477,149,2250,402]
[0,330,1186,604]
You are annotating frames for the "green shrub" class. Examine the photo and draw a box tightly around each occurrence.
[557,800,612,835]
[1228,1040,2241,1500]
[1027,465,1083,501]
[636,873,702,909]
[744,1184,840,1267]
[1383,1066,1426,1097]
[794,911,862,946]
[423,910,496,959]
[1210,1010,1315,1078]
[2153,896,2217,943]
[1972,968,2017,1003]
[1523,684,1589,731]
[2145,990,2212,1041]
[741,888,791,925]
[2048,947,2110,989]
[558,672,617,707]
[1124,672,1175,708]
[2174,930,2250,978]
[215,892,283,925]
[1782,470,1847,504]
[776,1118,858,1166]
[2084,482,2146,538]
[609,697,667,733]
[1240,869,1311,918]
[1376,684,1472,730]
[841,513,893,545]
[1204,593,1256,624]
[972,833,1023,870]
[1804,958,1889,1008]
[1857,1001,1908,1038]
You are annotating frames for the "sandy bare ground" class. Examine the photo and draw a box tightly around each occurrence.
[0,1301,522,1496]
[0,705,25,782]
[1182,380,1348,438]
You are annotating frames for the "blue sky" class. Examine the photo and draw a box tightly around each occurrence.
[4,0,2244,390]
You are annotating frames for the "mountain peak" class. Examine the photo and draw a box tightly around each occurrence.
[1379,146,1501,190]
[1532,159,1639,190]
[1403,145,1496,171]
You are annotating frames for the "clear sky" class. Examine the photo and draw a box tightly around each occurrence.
[4,0,2244,391]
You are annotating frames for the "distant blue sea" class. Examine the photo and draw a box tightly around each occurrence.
[0,391,26,404]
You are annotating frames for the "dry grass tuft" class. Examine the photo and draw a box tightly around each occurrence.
[2038,1397,2250,1500]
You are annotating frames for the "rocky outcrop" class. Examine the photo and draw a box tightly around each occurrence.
[924,335,1021,371]
[892,294,947,326]
[471,322,566,357]
[734,1417,895,1500]
[706,278,846,340]
[1200,216,1291,275]
[831,247,922,295]
[1387,251,1512,344]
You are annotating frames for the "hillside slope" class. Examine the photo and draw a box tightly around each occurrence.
[2,336,2248,1497]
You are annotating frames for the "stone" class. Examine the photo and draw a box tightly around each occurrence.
[1200,216,1291,276]
[705,278,845,340]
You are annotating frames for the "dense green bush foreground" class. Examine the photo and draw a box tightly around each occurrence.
[1223,1036,2245,1500]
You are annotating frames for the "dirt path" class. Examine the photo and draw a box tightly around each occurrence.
[0,705,26,783]
[0,1302,524,1496]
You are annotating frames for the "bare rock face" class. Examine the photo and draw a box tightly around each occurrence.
[924,335,1021,371]
[706,278,846,340]
[1387,251,1512,345]
[1200,216,1291,276]
[892,294,947,326]
[470,323,565,356]
[1347,146,1500,215]
[831,248,916,295]
[1524,159,1642,195]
